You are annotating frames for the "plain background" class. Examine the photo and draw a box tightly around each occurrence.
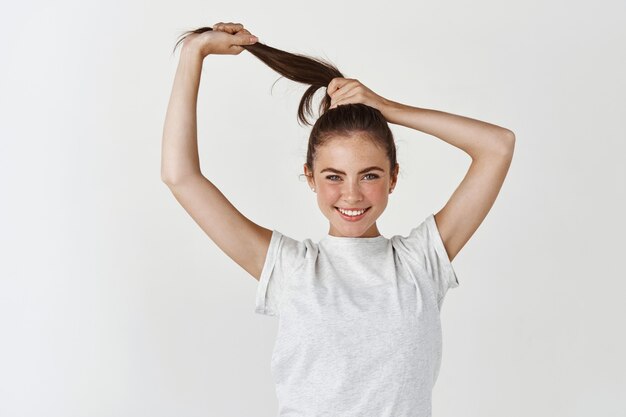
[1,0,624,416]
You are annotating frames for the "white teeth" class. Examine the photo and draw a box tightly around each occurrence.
[338,207,366,216]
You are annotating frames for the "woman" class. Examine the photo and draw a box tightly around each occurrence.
[161,21,515,417]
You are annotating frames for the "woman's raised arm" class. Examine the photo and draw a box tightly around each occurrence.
[326,77,515,263]
[382,100,515,263]
[160,45,203,183]
[160,24,271,281]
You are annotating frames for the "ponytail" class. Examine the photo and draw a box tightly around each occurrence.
[173,27,398,174]
[174,27,343,126]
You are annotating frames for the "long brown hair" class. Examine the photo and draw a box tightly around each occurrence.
[173,27,398,174]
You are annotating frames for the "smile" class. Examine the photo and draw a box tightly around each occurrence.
[335,206,370,220]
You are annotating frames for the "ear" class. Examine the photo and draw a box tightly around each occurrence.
[303,163,316,188]
[390,163,399,190]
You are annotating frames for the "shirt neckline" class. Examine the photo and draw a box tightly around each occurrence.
[320,234,388,244]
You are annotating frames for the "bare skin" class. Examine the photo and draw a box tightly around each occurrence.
[303,135,399,238]
[161,22,515,281]
[312,77,516,261]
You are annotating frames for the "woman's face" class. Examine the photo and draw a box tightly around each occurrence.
[304,134,398,238]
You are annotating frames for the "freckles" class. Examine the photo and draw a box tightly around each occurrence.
[369,188,389,201]
[320,187,340,196]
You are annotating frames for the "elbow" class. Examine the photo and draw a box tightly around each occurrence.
[161,166,183,186]
[471,129,515,161]
[161,170,172,185]
[497,129,516,157]
[161,171,202,187]
[161,170,179,186]
[161,174,182,186]
[502,128,516,144]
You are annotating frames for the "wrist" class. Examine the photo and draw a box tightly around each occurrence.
[181,41,209,61]
[380,98,403,124]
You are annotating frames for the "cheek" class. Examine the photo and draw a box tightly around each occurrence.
[318,188,340,201]
[365,185,389,199]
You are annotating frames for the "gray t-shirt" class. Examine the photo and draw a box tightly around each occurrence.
[255,213,460,417]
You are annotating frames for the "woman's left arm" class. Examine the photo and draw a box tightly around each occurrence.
[383,100,515,263]
[327,77,515,157]
[328,77,516,263]
[380,100,515,158]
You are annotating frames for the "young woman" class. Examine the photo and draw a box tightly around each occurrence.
[162,21,515,417]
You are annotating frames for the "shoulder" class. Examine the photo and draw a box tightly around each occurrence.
[390,214,432,250]
[389,214,446,267]
[266,230,318,271]
[273,230,318,253]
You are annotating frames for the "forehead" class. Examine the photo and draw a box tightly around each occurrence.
[315,136,387,169]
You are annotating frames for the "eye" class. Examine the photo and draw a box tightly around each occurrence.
[364,173,379,180]
[325,175,341,181]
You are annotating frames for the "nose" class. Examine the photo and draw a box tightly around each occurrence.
[341,180,364,204]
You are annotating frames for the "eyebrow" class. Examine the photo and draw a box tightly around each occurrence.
[320,166,385,175]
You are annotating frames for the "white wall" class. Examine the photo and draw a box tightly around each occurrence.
[1,0,624,416]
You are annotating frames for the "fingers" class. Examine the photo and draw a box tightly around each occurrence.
[212,21,258,46]
[327,77,343,96]
[330,91,359,109]
[327,77,359,98]
[212,22,243,33]
[233,33,258,46]
[328,77,357,92]
[327,78,373,109]
[328,78,360,107]
[212,22,255,36]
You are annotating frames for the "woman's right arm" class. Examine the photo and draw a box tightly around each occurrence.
[161,45,203,184]
[161,27,271,281]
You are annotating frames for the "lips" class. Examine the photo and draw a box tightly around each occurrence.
[335,206,371,221]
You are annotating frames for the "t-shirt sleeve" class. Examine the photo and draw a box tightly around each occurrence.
[254,230,307,317]
[397,213,460,308]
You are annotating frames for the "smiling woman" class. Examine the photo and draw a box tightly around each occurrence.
[162,20,513,417]
[304,131,398,238]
